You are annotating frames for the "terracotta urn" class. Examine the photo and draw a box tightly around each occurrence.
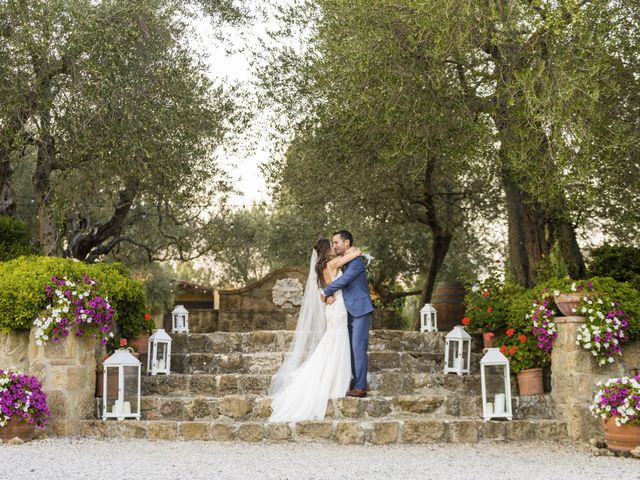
[0,417,36,442]
[554,292,583,316]
[604,417,640,452]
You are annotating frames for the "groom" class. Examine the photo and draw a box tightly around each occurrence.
[321,230,374,398]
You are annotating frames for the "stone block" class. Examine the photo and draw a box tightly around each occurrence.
[238,423,264,442]
[120,421,148,439]
[368,352,400,371]
[335,422,365,445]
[65,366,88,391]
[187,397,218,419]
[377,372,412,395]
[402,420,445,443]
[393,395,445,414]
[218,395,253,419]
[265,423,291,442]
[371,422,399,445]
[295,421,334,441]
[151,375,188,396]
[256,398,272,419]
[480,421,507,440]
[180,422,212,440]
[336,397,366,418]
[447,420,479,443]
[211,423,237,441]
[365,398,392,418]
[0,331,30,372]
[147,421,177,441]
[248,331,276,348]
[535,421,568,441]
[189,375,218,395]
[159,398,187,420]
[46,390,68,418]
[238,375,270,394]
[217,374,240,395]
[505,421,537,441]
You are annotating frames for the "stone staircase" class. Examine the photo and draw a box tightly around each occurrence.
[80,330,568,444]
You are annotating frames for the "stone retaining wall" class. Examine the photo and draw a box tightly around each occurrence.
[0,329,97,436]
[551,316,640,442]
[218,268,308,331]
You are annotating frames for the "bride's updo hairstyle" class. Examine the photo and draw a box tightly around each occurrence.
[314,238,332,287]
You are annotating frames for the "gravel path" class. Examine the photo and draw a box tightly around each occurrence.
[1,438,638,480]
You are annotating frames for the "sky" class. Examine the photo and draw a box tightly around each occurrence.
[191,8,276,207]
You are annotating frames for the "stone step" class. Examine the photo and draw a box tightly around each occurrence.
[168,350,483,375]
[141,372,496,397]
[79,417,568,444]
[136,393,555,422]
[169,330,451,355]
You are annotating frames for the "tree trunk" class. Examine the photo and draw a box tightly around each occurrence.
[502,174,552,288]
[32,132,59,256]
[553,219,586,279]
[412,232,453,330]
[0,159,15,216]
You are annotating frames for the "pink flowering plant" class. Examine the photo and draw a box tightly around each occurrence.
[0,370,51,429]
[33,275,115,347]
[591,375,640,426]
[528,288,558,353]
[574,289,629,366]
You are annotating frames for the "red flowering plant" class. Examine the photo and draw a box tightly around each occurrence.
[497,328,551,373]
[463,278,511,335]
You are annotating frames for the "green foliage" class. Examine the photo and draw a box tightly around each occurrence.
[0,256,147,338]
[589,245,640,291]
[588,277,640,341]
[463,279,524,334]
[0,216,36,261]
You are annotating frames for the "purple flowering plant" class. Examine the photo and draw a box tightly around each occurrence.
[528,289,558,353]
[574,288,629,366]
[591,375,640,426]
[0,370,51,429]
[33,275,115,347]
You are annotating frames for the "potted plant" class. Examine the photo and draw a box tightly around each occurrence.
[464,279,510,348]
[498,328,550,396]
[124,312,155,355]
[0,370,51,441]
[591,375,640,452]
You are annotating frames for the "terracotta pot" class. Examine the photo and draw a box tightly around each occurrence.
[482,333,495,349]
[516,367,544,396]
[554,292,583,316]
[0,416,36,442]
[604,417,640,452]
[127,332,151,355]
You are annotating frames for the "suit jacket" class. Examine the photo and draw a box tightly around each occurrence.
[322,256,374,318]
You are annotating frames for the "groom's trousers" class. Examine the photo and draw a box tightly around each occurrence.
[347,313,372,390]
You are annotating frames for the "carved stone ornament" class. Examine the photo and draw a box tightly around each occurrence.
[272,278,304,308]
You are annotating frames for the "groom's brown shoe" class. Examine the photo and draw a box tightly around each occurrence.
[346,388,367,398]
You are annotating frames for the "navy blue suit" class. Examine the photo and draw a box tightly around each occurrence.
[323,256,374,390]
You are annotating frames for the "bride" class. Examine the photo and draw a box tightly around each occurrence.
[268,238,362,422]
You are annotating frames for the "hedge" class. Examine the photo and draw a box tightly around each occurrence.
[0,255,147,338]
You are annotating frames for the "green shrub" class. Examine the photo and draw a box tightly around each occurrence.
[0,216,36,261]
[0,256,147,338]
[589,245,640,291]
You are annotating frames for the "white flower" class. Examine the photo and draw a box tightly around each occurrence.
[608,357,614,363]
[554,290,560,296]
[571,283,577,292]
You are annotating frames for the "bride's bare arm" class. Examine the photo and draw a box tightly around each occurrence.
[328,247,361,270]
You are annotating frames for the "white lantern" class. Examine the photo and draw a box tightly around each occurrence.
[171,305,189,333]
[102,349,141,421]
[480,348,513,421]
[147,328,172,375]
[420,303,438,332]
[443,325,471,375]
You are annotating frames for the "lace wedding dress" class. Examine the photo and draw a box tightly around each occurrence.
[269,259,351,423]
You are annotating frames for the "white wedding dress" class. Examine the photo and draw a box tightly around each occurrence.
[269,268,351,423]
